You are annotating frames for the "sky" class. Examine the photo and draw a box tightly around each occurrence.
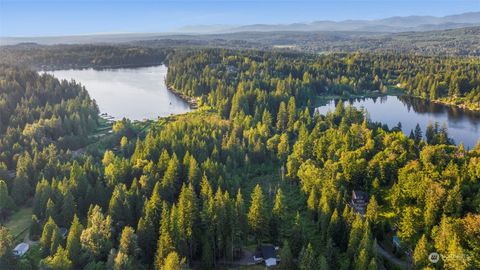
[0,0,479,37]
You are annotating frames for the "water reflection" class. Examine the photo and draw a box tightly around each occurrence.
[47,65,191,121]
[316,95,480,148]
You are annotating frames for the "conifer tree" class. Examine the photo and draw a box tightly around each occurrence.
[155,203,174,269]
[0,180,14,220]
[61,191,76,227]
[177,183,198,261]
[347,214,363,257]
[12,175,31,205]
[30,214,42,240]
[45,198,57,223]
[187,156,201,191]
[233,189,247,251]
[365,195,379,225]
[50,226,63,256]
[272,188,287,239]
[114,226,138,270]
[40,217,59,256]
[290,212,304,257]
[80,205,112,260]
[299,243,317,270]
[0,227,14,269]
[108,183,131,227]
[444,233,468,270]
[287,96,297,132]
[137,182,163,262]
[398,206,421,245]
[162,153,179,202]
[40,246,73,270]
[413,234,429,269]
[414,124,423,144]
[248,184,268,243]
[278,240,294,270]
[277,133,290,162]
[66,215,83,268]
[367,258,378,270]
[318,254,329,270]
[276,101,288,132]
[162,251,185,270]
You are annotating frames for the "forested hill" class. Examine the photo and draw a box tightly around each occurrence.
[0,47,478,270]
[3,105,478,269]
[2,26,480,56]
[0,65,99,205]
[0,45,172,70]
[167,49,480,112]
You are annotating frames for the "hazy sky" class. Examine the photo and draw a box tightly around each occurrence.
[0,0,479,37]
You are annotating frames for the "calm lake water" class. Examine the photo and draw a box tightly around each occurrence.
[48,65,191,121]
[316,95,480,149]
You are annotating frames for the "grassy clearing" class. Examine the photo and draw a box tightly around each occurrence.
[4,207,32,241]
[89,117,113,137]
[237,265,271,270]
[215,265,271,270]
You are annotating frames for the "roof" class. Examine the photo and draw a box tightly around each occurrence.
[13,243,29,256]
[261,245,276,259]
[59,227,68,237]
[265,257,277,267]
[393,235,401,247]
[352,190,368,200]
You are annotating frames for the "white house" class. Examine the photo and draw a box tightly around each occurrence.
[253,245,278,267]
[13,243,29,257]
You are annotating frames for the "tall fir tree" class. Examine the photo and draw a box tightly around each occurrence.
[66,215,83,268]
[248,184,268,243]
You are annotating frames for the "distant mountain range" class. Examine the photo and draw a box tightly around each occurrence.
[176,12,480,33]
[1,12,479,46]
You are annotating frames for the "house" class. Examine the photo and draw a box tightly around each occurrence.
[393,235,401,248]
[13,243,29,257]
[351,190,369,217]
[59,227,69,239]
[253,244,279,267]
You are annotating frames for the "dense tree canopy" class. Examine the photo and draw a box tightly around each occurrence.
[0,47,478,270]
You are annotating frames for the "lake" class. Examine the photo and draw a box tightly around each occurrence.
[316,95,480,149]
[47,66,479,148]
[47,65,191,121]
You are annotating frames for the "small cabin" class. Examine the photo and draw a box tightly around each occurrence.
[351,190,369,217]
[253,244,279,267]
[13,243,29,257]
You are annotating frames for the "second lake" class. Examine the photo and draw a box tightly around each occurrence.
[316,95,480,149]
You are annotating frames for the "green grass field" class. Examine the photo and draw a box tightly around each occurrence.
[4,207,32,241]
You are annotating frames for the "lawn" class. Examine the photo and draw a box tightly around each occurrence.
[215,265,272,270]
[4,207,32,241]
[237,265,271,270]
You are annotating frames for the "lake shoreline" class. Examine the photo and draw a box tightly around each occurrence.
[37,62,164,72]
[47,65,191,121]
[167,84,199,109]
[429,98,480,112]
[316,95,480,149]
[315,89,480,113]
[314,90,397,106]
